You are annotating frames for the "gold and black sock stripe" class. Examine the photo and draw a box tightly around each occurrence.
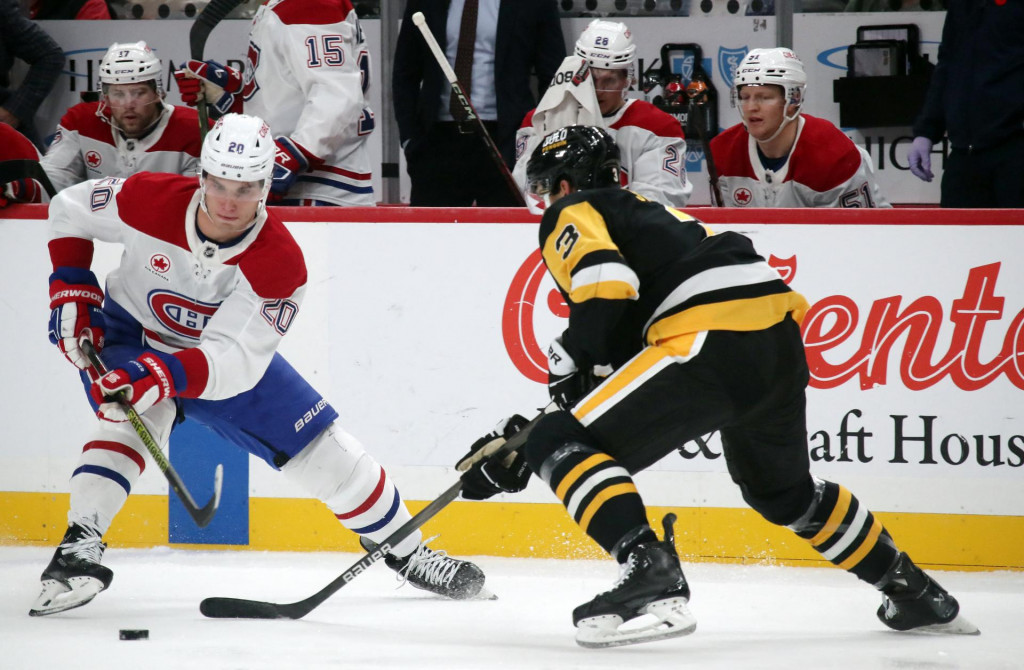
[539,442,648,556]
[792,480,898,584]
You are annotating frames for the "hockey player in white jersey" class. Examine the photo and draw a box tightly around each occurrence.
[30,113,485,617]
[511,20,692,210]
[709,48,890,208]
[175,0,374,206]
[40,41,207,193]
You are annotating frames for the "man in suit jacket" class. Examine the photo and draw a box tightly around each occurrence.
[393,0,565,206]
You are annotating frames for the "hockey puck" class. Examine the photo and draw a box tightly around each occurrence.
[119,629,149,641]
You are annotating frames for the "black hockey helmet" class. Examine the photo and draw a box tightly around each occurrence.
[526,125,621,197]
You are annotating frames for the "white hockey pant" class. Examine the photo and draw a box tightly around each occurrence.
[68,399,177,535]
[281,424,420,557]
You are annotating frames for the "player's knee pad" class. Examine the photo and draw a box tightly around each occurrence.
[281,424,416,551]
[740,475,816,527]
[523,411,593,476]
[281,424,371,502]
[67,410,173,535]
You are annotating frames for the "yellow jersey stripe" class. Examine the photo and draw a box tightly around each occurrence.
[646,292,809,346]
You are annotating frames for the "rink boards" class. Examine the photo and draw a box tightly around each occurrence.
[1,205,1022,570]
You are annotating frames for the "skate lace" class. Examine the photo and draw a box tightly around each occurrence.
[601,553,639,596]
[396,536,460,588]
[60,529,105,564]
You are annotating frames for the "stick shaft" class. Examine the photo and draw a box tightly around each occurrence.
[81,340,221,527]
[200,407,550,619]
[411,12,526,206]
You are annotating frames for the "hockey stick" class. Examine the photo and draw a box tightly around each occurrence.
[0,159,56,198]
[81,339,223,528]
[411,11,527,207]
[189,0,244,141]
[685,81,724,207]
[199,407,551,619]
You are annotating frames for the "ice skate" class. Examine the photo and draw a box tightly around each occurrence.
[29,523,114,617]
[877,552,979,635]
[359,535,490,600]
[574,513,696,648]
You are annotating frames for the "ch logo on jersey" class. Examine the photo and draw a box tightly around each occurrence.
[718,47,749,89]
[149,290,220,340]
[86,151,103,169]
[733,187,753,206]
[242,41,262,102]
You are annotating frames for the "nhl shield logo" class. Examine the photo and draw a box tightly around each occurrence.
[718,47,749,89]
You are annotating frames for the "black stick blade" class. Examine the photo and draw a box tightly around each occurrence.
[200,597,293,620]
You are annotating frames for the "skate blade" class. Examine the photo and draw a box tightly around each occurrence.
[575,596,697,649]
[471,586,498,601]
[28,577,103,617]
[906,613,981,636]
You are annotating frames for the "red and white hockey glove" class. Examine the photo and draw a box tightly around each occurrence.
[48,268,106,370]
[1,177,41,207]
[270,137,316,201]
[175,59,244,115]
[90,352,177,422]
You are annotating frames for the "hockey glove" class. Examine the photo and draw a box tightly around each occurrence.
[175,60,244,115]
[90,352,177,422]
[907,136,935,182]
[1,177,41,206]
[270,137,314,200]
[547,337,599,411]
[456,414,531,500]
[48,268,106,370]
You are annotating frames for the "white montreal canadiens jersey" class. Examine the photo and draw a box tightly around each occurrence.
[47,173,308,401]
[513,99,693,211]
[242,0,375,205]
[41,101,204,194]
[710,114,891,208]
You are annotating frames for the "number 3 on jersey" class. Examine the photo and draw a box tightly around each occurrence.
[555,224,580,261]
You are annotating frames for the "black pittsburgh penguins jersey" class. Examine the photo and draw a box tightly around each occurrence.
[538,187,809,368]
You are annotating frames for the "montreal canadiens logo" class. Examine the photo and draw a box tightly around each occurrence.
[150,254,171,274]
[502,250,796,383]
[148,290,220,340]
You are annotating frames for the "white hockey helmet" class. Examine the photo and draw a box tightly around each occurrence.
[575,20,636,83]
[99,41,164,95]
[733,47,807,110]
[200,114,276,214]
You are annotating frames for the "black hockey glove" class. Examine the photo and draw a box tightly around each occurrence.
[547,337,600,411]
[456,414,531,501]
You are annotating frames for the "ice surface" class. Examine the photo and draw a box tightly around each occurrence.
[2,546,1021,669]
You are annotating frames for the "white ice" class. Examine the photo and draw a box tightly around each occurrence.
[2,545,1021,670]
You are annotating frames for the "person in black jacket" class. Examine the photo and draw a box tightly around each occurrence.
[392,0,564,206]
[0,0,64,150]
[906,0,1024,207]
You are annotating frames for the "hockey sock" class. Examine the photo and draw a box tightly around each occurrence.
[67,412,170,534]
[282,425,420,557]
[788,478,898,585]
[537,442,650,561]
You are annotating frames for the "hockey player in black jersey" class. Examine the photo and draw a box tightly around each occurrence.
[455,125,979,648]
